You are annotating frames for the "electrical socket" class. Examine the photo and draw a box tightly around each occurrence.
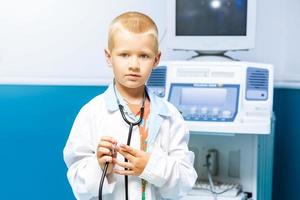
[206,149,218,176]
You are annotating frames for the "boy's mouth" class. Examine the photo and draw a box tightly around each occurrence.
[126,73,141,77]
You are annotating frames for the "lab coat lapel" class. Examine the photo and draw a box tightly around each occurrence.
[146,88,170,152]
[147,112,164,152]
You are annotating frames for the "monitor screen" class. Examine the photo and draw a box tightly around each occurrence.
[167,0,256,52]
[176,0,247,36]
[181,88,226,106]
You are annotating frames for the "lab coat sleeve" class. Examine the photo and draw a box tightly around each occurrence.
[139,108,198,199]
[63,106,117,200]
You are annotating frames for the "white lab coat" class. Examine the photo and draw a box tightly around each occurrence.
[63,84,197,200]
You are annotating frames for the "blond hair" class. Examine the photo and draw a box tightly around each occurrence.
[108,11,159,52]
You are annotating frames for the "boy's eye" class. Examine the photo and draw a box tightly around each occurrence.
[140,54,150,59]
[119,53,129,58]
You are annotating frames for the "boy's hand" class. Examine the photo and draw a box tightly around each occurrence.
[113,144,150,176]
[97,136,117,175]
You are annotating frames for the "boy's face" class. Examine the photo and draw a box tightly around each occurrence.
[105,30,161,90]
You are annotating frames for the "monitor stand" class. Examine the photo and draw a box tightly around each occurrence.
[188,51,239,62]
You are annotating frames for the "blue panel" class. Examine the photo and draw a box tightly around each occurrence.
[246,67,269,101]
[0,85,107,200]
[147,66,167,97]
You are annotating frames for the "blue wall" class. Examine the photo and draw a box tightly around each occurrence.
[0,85,106,200]
[0,85,299,199]
[272,88,300,200]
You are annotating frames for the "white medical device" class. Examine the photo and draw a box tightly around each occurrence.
[147,61,273,134]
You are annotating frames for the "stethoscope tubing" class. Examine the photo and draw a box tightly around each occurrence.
[121,105,144,200]
[99,84,146,200]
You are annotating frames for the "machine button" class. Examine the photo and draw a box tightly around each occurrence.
[212,107,219,115]
[222,110,232,118]
[200,107,208,115]
[189,106,197,115]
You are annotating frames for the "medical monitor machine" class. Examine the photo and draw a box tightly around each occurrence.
[148,61,273,134]
[167,0,256,53]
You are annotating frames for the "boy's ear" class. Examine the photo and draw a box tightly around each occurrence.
[104,49,112,67]
[153,51,161,69]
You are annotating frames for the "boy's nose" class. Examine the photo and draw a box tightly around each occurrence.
[129,56,140,71]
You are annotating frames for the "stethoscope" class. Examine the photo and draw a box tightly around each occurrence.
[99,82,146,200]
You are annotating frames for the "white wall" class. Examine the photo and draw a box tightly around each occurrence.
[0,0,169,85]
[0,0,299,86]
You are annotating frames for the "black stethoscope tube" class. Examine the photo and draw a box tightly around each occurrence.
[99,85,145,200]
[122,105,144,200]
[98,162,109,200]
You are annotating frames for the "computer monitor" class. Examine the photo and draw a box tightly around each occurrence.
[167,0,256,53]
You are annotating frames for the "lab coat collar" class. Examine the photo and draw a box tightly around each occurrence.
[103,83,171,117]
[103,84,119,112]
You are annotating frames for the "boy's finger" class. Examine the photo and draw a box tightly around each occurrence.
[100,155,113,163]
[117,149,135,162]
[113,158,133,170]
[118,144,138,156]
[99,141,115,150]
[97,147,111,156]
[100,136,117,144]
[113,169,135,176]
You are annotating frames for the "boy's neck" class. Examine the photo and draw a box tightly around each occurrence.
[115,83,146,105]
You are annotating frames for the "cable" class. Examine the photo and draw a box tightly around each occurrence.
[206,154,218,200]
[204,154,237,199]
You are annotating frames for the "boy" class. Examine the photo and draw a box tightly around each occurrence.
[63,11,197,200]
